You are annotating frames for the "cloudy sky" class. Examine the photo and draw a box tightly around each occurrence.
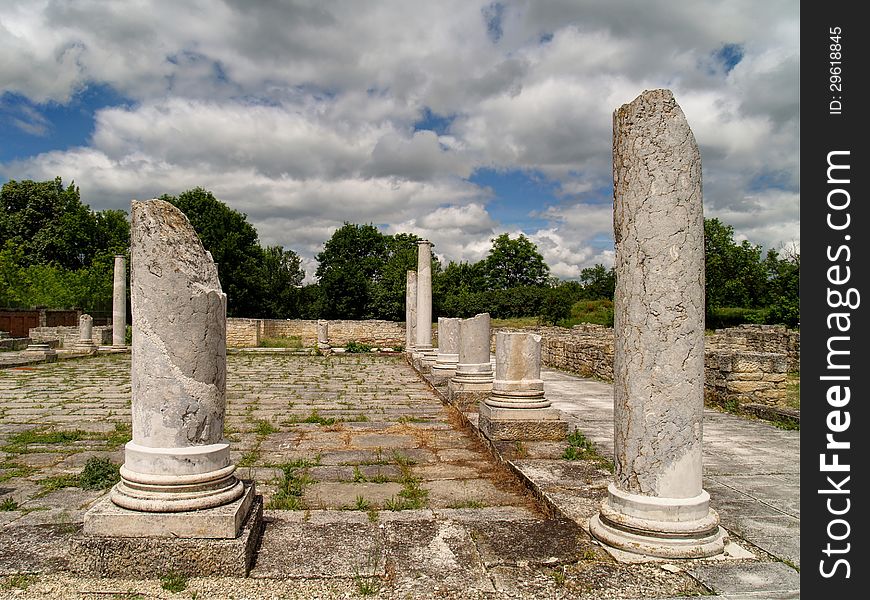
[0,0,799,280]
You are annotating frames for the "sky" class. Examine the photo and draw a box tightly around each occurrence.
[0,0,799,281]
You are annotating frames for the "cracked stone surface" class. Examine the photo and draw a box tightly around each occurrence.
[405,270,417,351]
[130,199,227,449]
[612,89,705,498]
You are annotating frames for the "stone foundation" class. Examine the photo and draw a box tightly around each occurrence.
[70,494,264,577]
[28,326,113,348]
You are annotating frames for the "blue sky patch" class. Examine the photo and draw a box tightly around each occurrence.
[482,2,506,43]
[413,108,454,135]
[0,84,131,164]
[470,167,559,230]
[714,43,744,74]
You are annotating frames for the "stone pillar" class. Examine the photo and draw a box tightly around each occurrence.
[405,270,417,355]
[478,332,566,441]
[589,89,725,558]
[107,199,250,521]
[112,255,127,347]
[317,320,330,351]
[76,314,96,353]
[447,313,493,413]
[413,240,436,371]
[430,317,460,385]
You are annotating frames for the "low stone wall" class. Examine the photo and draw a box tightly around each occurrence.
[493,323,792,410]
[706,324,800,372]
[28,326,112,347]
[226,319,412,348]
[704,351,788,407]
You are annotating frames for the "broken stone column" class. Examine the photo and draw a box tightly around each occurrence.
[448,313,494,413]
[430,317,460,385]
[413,240,437,372]
[405,270,417,355]
[112,255,127,347]
[317,320,330,351]
[478,332,566,441]
[589,89,725,558]
[75,314,96,353]
[24,343,57,363]
[81,200,261,562]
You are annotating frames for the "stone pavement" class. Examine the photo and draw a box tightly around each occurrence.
[541,368,801,598]
[0,352,798,598]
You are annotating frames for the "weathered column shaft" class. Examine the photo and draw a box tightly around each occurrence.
[79,314,94,342]
[405,271,417,352]
[431,317,460,383]
[112,255,126,347]
[453,312,493,383]
[112,199,243,513]
[415,241,433,351]
[590,89,723,558]
[317,320,330,350]
[487,332,547,409]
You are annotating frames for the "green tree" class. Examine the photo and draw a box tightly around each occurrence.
[704,218,767,311]
[484,233,549,290]
[162,188,267,317]
[260,245,306,318]
[579,264,615,300]
[370,233,424,321]
[1,177,129,270]
[315,223,388,319]
[540,283,576,325]
[433,260,487,317]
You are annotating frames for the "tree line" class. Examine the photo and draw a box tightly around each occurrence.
[0,178,798,328]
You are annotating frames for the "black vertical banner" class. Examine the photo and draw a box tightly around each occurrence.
[803,3,869,596]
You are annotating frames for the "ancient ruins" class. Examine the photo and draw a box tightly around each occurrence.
[0,90,799,598]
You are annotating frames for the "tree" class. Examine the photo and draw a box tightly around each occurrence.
[315,223,388,319]
[260,245,306,318]
[1,177,128,270]
[579,264,615,300]
[540,283,576,325]
[370,233,424,321]
[433,260,487,317]
[163,188,267,317]
[704,218,768,311]
[484,233,549,289]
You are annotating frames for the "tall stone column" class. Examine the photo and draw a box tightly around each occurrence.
[447,313,493,413]
[478,332,566,441]
[317,320,330,351]
[413,240,436,371]
[430,317,460,385]
[405,270,417,355]
[109,199,247,517]
[112,255,127,347]
[589,89,724,558]
[76,314,96,353]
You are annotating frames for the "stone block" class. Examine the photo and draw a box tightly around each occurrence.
[478,403,567,441]
[84,482,256,539]
[69,493,264,577]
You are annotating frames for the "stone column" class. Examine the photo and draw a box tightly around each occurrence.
[317,320,330,351]
[447,313,493,413]
[405,270,417,355]
[112,255,127,347]
[107,199,249,523]
[589,89,724,558]
[76,314,96,353]
[478,332,566,441]
[430,317,460,385]
[413,240,436,371]
[24,343,57,363]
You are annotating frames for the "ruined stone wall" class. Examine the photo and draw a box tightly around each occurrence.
[28,326,112,347]
[706,324,800,372]
[704,351,788,407]
[495,324,793,409]
[226,318,412,348]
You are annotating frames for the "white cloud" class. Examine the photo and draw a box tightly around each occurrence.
[0,0,799,280]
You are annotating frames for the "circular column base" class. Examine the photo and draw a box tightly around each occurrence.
[589,484,726,558]
[111,442,245,512]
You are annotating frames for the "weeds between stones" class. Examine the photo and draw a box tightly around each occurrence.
[562,430,614,471]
